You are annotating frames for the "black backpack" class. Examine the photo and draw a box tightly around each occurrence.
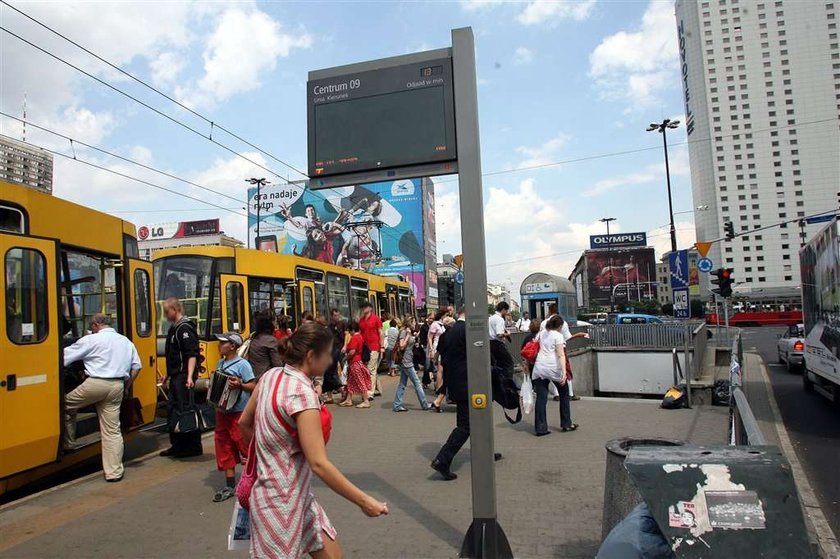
[491,367,522,424]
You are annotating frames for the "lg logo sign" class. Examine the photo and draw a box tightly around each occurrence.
[138,226,167,240]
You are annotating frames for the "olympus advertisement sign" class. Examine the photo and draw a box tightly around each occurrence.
[589,232,647,249]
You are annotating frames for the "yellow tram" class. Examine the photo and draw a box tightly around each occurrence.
[151,245,414,382]
[0,180,157,495]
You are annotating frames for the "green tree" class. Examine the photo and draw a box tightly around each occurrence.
[661,303,674,316]
[690,299,705,318]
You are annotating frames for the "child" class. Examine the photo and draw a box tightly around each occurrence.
[212,331,256,503]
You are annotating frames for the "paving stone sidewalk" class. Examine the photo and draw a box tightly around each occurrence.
[0,376,729,559]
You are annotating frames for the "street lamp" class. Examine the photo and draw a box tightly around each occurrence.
[600,217,617,311]
[246,177,268,249]
[647,119,681,253]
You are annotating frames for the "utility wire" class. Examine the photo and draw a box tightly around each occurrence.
[0,133,248,218]
[0,111,245,204]
[0,0,307,178]
[0,24,295,185]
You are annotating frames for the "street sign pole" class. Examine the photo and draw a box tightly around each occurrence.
[452,27,513,559]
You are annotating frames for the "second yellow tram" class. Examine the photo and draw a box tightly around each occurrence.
[151,245,414,381]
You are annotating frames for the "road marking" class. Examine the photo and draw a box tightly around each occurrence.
[755,356,840,556]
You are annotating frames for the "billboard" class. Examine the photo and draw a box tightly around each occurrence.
[589,232,647,250]
[585,248,657,305]
[422,178,439,308]
[138,219,220,241]
[247,178,433,308]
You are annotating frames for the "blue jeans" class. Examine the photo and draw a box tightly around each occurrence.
[393,365,429,410]
[533,377,572,434]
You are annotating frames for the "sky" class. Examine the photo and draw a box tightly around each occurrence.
[0,0,699,301]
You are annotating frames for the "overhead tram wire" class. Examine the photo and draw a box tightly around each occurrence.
[0,0,307,179]
[0,112,244,205]
[0,24,294,185]
[0,132,248,218]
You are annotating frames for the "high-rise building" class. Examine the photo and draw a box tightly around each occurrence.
[0,136,53,193]
[675,0,840,297]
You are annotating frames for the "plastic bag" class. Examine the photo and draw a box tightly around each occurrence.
[228,501,251,551]
[660,385,687,410]
[521,374,535,415]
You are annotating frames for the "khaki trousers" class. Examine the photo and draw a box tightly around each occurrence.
[65,377,125,480]
[367,350,381,397]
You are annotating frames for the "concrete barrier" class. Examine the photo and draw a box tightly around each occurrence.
[601,437,685,540]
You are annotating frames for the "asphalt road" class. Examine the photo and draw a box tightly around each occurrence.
[741,326,840,540]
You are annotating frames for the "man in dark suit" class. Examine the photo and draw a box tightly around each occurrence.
[431,308,501,480]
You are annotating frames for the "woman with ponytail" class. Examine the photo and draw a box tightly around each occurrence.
[239,323,388,558]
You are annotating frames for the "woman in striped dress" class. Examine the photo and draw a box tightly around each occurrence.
[239,323,388,558]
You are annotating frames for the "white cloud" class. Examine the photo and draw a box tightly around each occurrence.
[514,47,535,65]
[514,133,570,169]
[177,7,312,109]
[517,0,596,26]
[189,152,270,202]
[583,146,689,197]
[485,178,563,232]
[460,0,506,11]
[150,52,186,85]
[589,0,678,110]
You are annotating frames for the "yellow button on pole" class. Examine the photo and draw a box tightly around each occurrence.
[471,394,487,409]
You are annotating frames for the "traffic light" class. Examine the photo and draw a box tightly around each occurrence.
[711,268,735,298]
[446,280,455,305]
[724,221,735,241]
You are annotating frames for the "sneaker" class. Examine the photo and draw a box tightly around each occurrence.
[213,486,235,503]
[393,406,409,413]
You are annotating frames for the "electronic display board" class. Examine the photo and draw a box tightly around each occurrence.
[307,49,457,187]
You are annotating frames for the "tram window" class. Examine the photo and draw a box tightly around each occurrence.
[123,234,139,259]
[350,279,369,317]
[283,284,298,329]
[327,273,351,318]
[377,294,388,316]
[296,268,325,283]
[134,269,152,337]
[225,281,245,332]
[153,256,213,337]
[315,282,327,319]
[369,293,378,314]
[303,286,314,314]
[0,206,25,233]
[5,247,48,344]
[60,250,120,338]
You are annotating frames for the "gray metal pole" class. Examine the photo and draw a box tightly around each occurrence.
[724,298,730,347]
[451,27,512,559]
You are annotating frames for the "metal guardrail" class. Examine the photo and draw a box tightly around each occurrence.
[585,322,705,349]
[729,332,766,446]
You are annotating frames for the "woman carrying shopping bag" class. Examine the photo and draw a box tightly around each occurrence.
[531,315,578,436]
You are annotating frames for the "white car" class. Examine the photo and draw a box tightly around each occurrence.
[777,323,805,373]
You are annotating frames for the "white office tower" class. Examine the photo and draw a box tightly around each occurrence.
[675,0,840,298]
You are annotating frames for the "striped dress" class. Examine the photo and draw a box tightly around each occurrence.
[249,366,337,558]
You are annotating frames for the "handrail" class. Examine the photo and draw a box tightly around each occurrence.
[729,332,766,445]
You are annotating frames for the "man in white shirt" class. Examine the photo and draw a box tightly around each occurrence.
[63,313,142,482]
[488,301,514,378]
[515,312,531,333]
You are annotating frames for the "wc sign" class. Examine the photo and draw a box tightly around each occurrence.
[669,250,690,319]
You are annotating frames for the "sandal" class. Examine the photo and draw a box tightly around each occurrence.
[561,424,579,432]
[355,403,371,409]
[337,400,354,407]
[213,486,235,503]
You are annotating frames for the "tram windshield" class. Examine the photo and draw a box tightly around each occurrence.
[153,256,215,337]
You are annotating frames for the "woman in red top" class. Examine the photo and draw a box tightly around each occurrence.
[273,313,292,342]
[338,320,371,409]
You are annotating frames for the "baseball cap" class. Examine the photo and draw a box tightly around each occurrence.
[215,332,244,347]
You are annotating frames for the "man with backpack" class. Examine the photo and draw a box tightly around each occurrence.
[431,308,503,481]
[160,297,203,458]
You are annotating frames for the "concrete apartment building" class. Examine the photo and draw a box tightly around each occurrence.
[675,0,840,298]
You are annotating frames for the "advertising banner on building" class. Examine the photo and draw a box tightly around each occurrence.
[247,179,431,307]
[138,219,220,241]
[422,178,439,309]
[589,232,647,250]
[585,248,657,305]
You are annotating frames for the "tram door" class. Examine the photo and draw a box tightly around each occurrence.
[0,235,60,477]
[220,275,251,338]
[299,280,317,319]
[125,259,156,426]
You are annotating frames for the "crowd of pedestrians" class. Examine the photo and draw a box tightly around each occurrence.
[55,285,584,558]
